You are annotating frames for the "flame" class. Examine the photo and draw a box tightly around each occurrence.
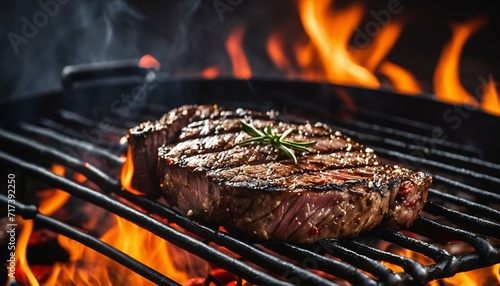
[201,66,220,79]
[353,21,403,73]
[120,146,143,195]
[46,215,188,285]
[225,24,252,79]
[186,2,500,115]
[480,76,500,115]
[433,17,486,105]
[16,220,38,286]
[266,30,295,76]
[352,20,422,94]
[298,0,379,88]
[21,162,193,285]
[427,264,500,286]
[16,165,71,286]
[379,61,422,94]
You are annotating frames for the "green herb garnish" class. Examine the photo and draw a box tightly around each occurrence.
[238,121,317,163]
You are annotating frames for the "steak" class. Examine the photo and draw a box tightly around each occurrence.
[127,104,432,243]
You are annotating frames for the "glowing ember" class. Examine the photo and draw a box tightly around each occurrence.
[298,0,379,88]
[225,24,252,79]
[433,17,486,106]
[138,54,161,71]
[201,66,220,79]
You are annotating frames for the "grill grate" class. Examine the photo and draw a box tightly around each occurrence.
[1,98,499,285]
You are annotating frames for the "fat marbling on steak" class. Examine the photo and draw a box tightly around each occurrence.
[127,105,432,243]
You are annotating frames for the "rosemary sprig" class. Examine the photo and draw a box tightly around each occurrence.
[238,121,317,163]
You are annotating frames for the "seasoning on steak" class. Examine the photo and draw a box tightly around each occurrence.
[127,104,432,243]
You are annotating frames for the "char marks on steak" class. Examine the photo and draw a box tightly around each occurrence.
[127,105,432,243]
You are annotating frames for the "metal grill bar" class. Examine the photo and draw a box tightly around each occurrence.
[338,128,500,175]
[428,189,500,221]
[432,175,500,202]
[332,118,482,156]
[345,109,438,133]
[56,109,133,132]
[341,240,428,284]
[262,241,380,285]
[0,129,118,191]
[1,127,362,284]
[91,106,163,125]
[0,195,177,286]
[0,151,289,286]
[430,247,500,276]
[411,218,499,263]
[373,148,500,185]
[113,190,339,285]
[3,122,498,284]
[371,228,454,264]
[423,202,500,239]
[2,101,499,285]
[39,118,125,151]
[20,123,123,165]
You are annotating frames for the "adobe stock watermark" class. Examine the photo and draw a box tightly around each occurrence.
[6,173,17,280]
[352,0,407,49]
[62,75,162,166]
[213,0,244,21]
[400,75,499,168]
[282,240,336,284]
[7,0,71,54]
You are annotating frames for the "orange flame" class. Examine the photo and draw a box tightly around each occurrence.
[266,30,295,76]
[16,220,38,286]
[353,21,404,73]
[298,0,379,88]
[480,76,500,115]
[46,215,188,285]
[25,161,194,285]
[294,41,323,81]
[433,17,486,105]
[351,19,422,94]
[428,264,500,286]
[226,24,252,79]
[379,61,422,94]
[16,165,71,286]
[120,146,143,195]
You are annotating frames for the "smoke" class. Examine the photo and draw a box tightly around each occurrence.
[1,0,285,97]
[1,0,157,96]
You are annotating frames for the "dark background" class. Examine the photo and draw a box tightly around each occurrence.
[0,0,498,99]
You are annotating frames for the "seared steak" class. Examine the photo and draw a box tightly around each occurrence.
[127,105,432,243]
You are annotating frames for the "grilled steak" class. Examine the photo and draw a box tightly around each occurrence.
[127,104,432,243]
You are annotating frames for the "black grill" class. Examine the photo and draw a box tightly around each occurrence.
[1,76,499,285]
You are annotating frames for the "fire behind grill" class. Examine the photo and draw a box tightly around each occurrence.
[0,74,499,285]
